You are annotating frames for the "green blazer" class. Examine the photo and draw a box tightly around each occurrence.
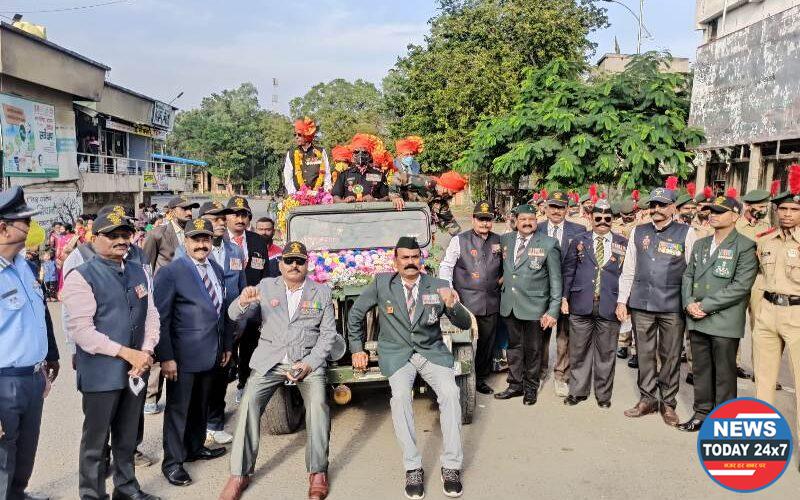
[499,231,562,321]
[348,272,473,377]
[681,229,758,338]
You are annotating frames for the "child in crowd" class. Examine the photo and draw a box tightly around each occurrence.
[40,248,58,301]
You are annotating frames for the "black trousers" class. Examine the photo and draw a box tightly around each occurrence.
[162,370,213,471]
[237,321,260,390]
[630,309,685,408]
[207,363,231,431]
[0,373,45,500]
[79,387,145,499]
[504,313,543,393]
[689,330,739,419]
[475,313,499,381]
[568,304,621,402]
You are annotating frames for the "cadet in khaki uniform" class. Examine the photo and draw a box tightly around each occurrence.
[614,199,638,364]
[752,171,800,445]
[678,195,758,432]
[693,189,715,238]
[389,171,466,236]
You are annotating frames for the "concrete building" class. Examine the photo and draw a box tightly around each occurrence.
[594,53,690,75]
[690,0,800,194]
[0,21,198,226]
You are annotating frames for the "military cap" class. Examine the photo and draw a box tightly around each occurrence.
[166,195,199,209]
[772,190,800,205]
[619,199,636,215]
[708,196,742,214]
[97,204,131,219]
[579,193,591,204]
[395,236,420,251]
[93,211,134,235]
[610,201,621,217]
[0,187,39,220]
[514,204,536,215]
[472,200,494,218]
[649,187,676,204]
[742,189,770,204]
[184,218,214,237]
[675,193,697,208]
[199,200,231,217]
[226,195,252,213]
[592,199,613,214]
[547,191,569,208]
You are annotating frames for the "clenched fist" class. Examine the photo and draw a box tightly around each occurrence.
[239,286,261,307]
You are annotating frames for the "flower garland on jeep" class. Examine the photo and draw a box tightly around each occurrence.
[277,185,334,233]
[308,248,430,289]
[293,148,326,191]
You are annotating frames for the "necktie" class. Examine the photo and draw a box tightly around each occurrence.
[594,236,605,296]
[553,225,560,244]
[233,235,244,249]
[515,236,529,264]
[405,283,417,319]
[199,263,221,315]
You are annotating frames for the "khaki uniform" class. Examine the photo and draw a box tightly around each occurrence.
[612,219,636,239]
[752,227,800,438]
[735,217,770,242]
[691,220,714,239]
[390,173,460,236]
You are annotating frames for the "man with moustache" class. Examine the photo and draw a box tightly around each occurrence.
[154,219,232,486]
[439,201,503,394]
[494,205,562,405]
[616,187,697,427]
[62,212,160,500]
[561,199,627,408]
[537,191,586,397]
[678,195,757,432]
[349,237,472,499]
[283,117,332,193]
[225,196,274,403]
[675,194,699,225]
[220,242,343,500]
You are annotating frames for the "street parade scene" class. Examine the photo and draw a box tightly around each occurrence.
[3,0,800,499]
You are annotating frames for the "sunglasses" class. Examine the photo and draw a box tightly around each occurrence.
[593,215,612,223]
[102,231,132,241]
[282,257,307,266]
[649,202,670,209]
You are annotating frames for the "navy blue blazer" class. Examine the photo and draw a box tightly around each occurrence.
[176,240,246,306]
[537,220,587,263]
[154,255,234,373]
[561,231,628,321]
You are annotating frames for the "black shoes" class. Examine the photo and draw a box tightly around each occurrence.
[112,490,161,500]
[627,355,638,369]
[404,468,424,499]
[736,366,751,379]
[522,391,538,406]
[597,400,611,409]
[476,380,494,395]
[441,468,463,498]
[185,446,226,462]
[494,387,523,400]
[563,395,587,406]
[163,465,192,486]
[616,347,628,359]
[680,350,687,363]
[677,417,704,433]
[685,373,694,385]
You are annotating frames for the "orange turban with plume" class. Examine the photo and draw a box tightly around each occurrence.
[294,117,317,138]
[395,136,424,156]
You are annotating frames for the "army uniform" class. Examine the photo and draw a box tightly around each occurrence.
[390,172,461,236]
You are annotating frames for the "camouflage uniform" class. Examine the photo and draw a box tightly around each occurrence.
[390,172,461,236]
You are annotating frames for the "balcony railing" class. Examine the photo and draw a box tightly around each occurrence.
[77,153,195,179]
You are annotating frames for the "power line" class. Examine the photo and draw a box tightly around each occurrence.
[0,0,133,15]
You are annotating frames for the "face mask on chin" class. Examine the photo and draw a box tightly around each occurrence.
[354,151,371,167]
[752,209,767,220]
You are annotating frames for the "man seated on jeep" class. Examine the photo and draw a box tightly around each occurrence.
[389,170,466,236]
[331,146,389,203]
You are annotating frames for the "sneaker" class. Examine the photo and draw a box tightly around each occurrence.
[441,468,463,497]
[235,389,244,405]
[207,429,234,445]
[133,449,154,467]
[143,403,161,415]
[404,468,424,499]
[554,379,569,397]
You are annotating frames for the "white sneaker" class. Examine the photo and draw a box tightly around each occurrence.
[207,429,234,445]
[143,402,161,415]
[235,389,244,404]
[554,379,569,398]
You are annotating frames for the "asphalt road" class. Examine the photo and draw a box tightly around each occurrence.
[26,302,800,500]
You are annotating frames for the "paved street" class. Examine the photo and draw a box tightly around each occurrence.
[27,303,800,499]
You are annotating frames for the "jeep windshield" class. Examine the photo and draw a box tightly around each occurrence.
[287,204,431,251]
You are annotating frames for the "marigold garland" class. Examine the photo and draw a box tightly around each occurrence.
[293,148,326,190]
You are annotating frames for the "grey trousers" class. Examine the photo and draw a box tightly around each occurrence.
[568,307,621,402]
[630,309,685,408]
[229,365,329,475]
[540,314,570,382]
[0,373,45,500]
[388,353,463,471]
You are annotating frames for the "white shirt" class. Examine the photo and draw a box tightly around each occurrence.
[547,222,564,243]
[283,281,306,364]
[172,220,185,247]
[211,242,227,268]
[228,230,248,262]
[591,232,613,267]
[283,147,333,194]
[192,257,222,305]
[617,222,698,305]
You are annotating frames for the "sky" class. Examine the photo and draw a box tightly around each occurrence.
[6,0,701,114]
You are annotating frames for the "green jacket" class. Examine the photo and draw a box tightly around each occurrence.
[347,272,472,377]
[499,231,562,321]
[681,229,758,338]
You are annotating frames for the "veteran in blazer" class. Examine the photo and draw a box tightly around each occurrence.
[495,204,562,406]
[348,237,472,499]
[220,241,343,500]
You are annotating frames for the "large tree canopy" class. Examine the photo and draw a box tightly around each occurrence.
[457,53,705,189]
[382,0,607,171]
[289,78,386,150]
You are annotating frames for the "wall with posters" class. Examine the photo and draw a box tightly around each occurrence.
[25,188,84,227]
[0,93,58,177]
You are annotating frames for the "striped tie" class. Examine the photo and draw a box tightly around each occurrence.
[594,236,604,296]
[515,236,529,264]
[405,283,417,319]
[199,263,221,315]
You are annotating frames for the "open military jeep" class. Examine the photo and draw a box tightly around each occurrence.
[261,202,476,435]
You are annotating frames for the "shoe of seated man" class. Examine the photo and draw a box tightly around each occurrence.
[235,389,244,405]
[207,429,234,445]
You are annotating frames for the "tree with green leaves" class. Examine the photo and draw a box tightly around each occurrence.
[383,0,607,171]
[289,78,386,150]
[457,52,705,190]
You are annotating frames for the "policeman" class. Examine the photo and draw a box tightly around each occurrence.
[678,195,758,432]
[389,171,466,236]
[494,205,562,405]
[439,201,503,394]
[0,187,59,500]
[751,168,800,445]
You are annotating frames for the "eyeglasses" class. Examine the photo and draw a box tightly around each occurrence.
[282,257,307,266]
[593,216,612,223]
